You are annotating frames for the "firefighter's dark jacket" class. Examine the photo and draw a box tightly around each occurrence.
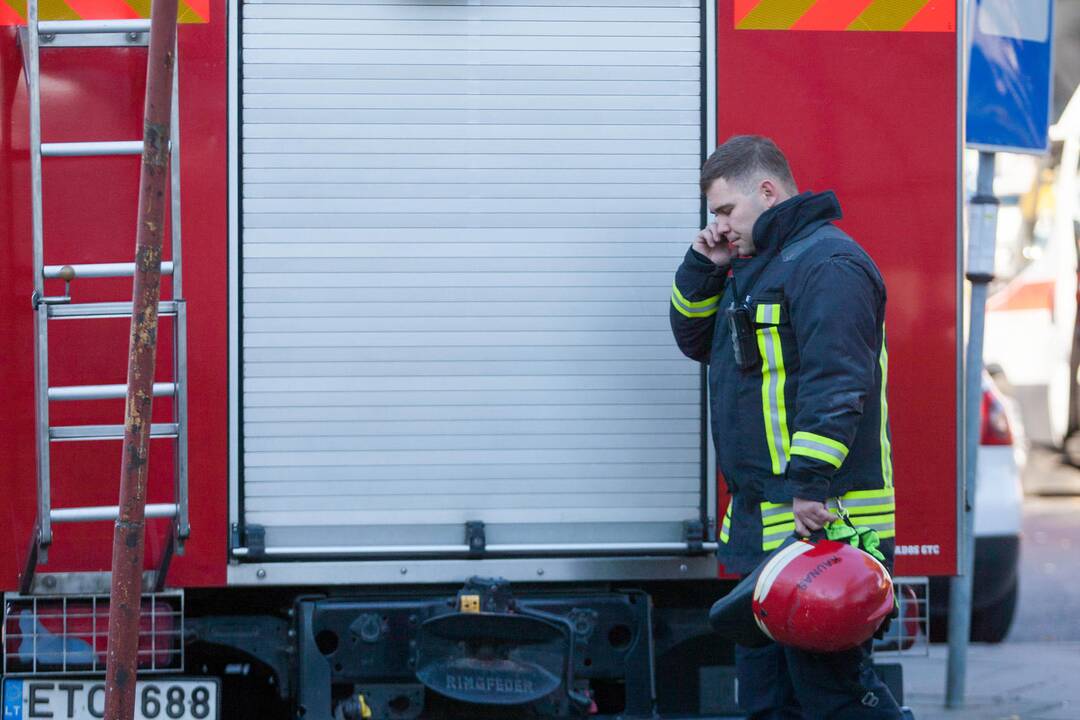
[670,191,892,505]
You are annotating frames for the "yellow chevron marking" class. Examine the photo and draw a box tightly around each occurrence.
[848,0,930,31]
[737,0,817,30]
[2,0,204,22]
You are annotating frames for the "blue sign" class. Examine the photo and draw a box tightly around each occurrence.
[966,0,1054,154]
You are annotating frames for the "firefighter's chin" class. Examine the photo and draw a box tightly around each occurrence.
[732,239,754,258]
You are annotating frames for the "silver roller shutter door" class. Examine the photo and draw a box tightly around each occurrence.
[240,0,705,555]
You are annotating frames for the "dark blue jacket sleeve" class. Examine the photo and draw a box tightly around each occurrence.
[669,247,726,363]
[785,255,884,501]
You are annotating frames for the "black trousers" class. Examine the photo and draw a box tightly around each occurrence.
[735,640,903,720]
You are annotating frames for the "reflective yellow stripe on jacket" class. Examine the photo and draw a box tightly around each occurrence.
[760,500,796,551]
[879,326,894,488]
[759,488,896,551]
[755,303,781,324]
[790,431,849,469]
[720,501,732,543]
[671,282,719,318]
[756,317,790,475]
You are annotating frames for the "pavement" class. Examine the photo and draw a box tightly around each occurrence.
[1012,495,1080,643]
[891,463,1080,720]
[884,448,1080,720]
[894,642,1080,719]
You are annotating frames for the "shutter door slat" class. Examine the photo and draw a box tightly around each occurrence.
[243,153,694,169]
[242,361,693,378]
[243,345,685,362]
[242,94,700,110]
[243,184,697,200]
[244,6,700,22]
[245,476,700,496]
[243,123,700,140]
[243,228,694,243]
[244,63,701,81]
[242,215,697,229]
[243,48,700,66]
[243,301,680,318]
[242,389,699,406]
[244,34,698,52]
[246,462,700,484]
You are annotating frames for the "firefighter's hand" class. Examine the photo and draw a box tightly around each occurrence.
[792,498,838,537]
[692,222,732,266]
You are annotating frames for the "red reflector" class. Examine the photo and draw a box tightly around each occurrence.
[900,585,920,650]
[980,389,1013,446]
[4,598,179,672]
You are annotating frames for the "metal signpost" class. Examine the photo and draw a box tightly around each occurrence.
[949,0,1054,707]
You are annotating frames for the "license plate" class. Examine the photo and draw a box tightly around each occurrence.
[3,678,218,720]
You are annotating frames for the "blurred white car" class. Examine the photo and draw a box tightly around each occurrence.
[928,374,1024,643]
[983,88,1080,463]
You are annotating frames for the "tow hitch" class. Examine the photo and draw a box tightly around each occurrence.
[415,578,590,712]
[295,577,655,719]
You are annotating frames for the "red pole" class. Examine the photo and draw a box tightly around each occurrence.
[104,0,179,717]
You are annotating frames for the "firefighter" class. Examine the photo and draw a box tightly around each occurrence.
[670,135,903,719]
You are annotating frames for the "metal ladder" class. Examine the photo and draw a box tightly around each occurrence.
[16,1,189,595]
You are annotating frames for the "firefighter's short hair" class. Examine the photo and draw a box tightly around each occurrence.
[700,135,798,195]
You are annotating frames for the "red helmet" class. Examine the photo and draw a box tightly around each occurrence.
[751,538,894,653]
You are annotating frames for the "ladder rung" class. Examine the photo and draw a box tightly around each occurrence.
[50,423,179,441]
[47,300,178,319]
[49,382,177,402]
[39,33,149,49]
[43,262,174,279]
[41,141,143,157]
[51,503,178,523]
[38,19,151,35]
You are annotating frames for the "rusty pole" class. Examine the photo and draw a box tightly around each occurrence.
[104,0,180,717]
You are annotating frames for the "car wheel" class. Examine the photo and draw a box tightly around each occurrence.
[970,579,1018,643]
[928,578,1019,644]
[1063,431,1080,468]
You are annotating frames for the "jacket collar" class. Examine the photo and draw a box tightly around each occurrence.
[750,190,842,254]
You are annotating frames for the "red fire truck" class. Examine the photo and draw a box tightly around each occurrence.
[0,1,959,718]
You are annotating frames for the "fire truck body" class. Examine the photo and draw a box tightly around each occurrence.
[0,1,960,717]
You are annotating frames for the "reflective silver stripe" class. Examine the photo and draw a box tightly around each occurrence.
[879,328,894,488]
[762,524,795,549]
[848,520,895,535]
[761,504,794,522]
[832,508,897,518]
[760,500,794,550]
[757,327,790,474]
[762,522,794,539]
[758,490,895,551]
[763,518,794,530]
[720,502,732,543]
[831,492,895,510]
[766,491,895,517]
[671,284,719,317]
[671,295,718,315]
[790,436,846,468]
[756,303,780,324]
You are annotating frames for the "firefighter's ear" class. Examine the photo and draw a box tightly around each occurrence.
[759,179,780,208]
